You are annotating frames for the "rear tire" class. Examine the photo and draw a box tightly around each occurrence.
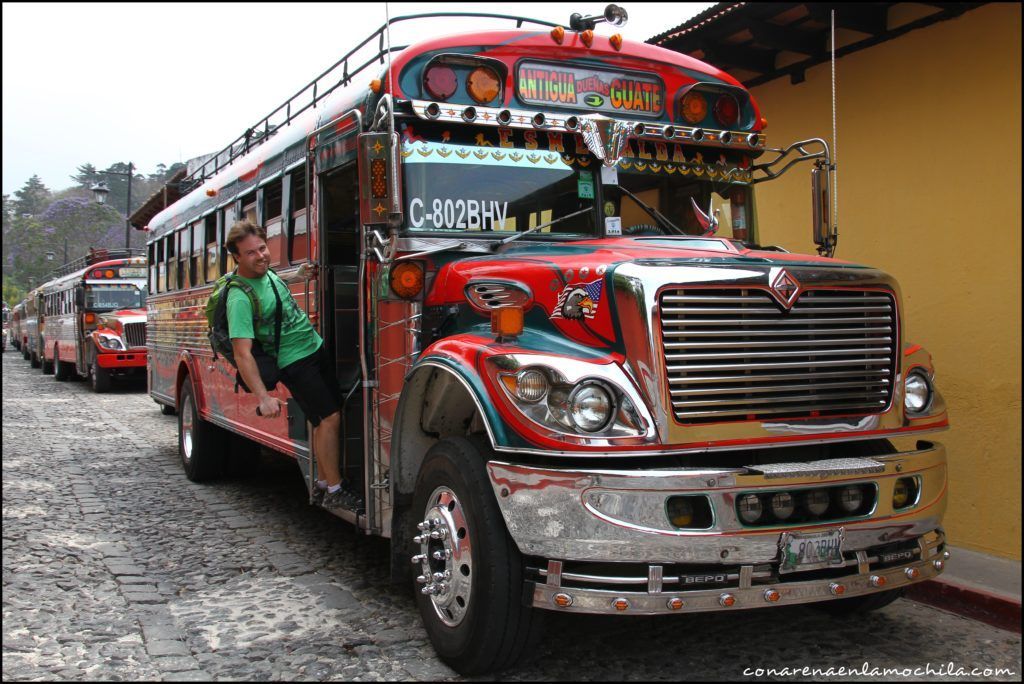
[160,403,177,416]
[410,436,543,675]
[42,352,54,374]
[178,379,227,482]
[23,345,30,360]
[31,351,41,368]
[54,348,74,381]
[90,362,112,393]
[817,587,905,615]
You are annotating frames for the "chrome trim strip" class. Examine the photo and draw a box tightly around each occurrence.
[531,549,944,615]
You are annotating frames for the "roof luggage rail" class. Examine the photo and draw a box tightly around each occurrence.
[182,12,558,190]
[45,247,145,281]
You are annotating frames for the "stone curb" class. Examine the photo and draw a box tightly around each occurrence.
[906,578,1022,634]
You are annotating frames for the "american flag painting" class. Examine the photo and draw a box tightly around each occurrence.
[551,278,604,320]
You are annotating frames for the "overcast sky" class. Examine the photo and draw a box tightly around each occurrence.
[2,2,714,196]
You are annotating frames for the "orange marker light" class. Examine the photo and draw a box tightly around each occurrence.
[681,91,708,124]
[371,158,388,199]
[612,598,629,611]
[491,306,524,339]
[84,313,97,325]
[467,67,500,104]
[719,593,736,607]
[667,598,684,611]
[390,262,424,299]
[550,26,565,44]
[580,29,594,47]
[370,79,382,94]
[553,593,573,607]
[610,34,623,51]
[206,188,217,197]
[105,270,115,278]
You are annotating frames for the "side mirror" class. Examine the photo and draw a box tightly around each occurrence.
[811,161,831,252]
[75,286,85,308]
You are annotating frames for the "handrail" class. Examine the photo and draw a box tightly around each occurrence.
[181,12,558,191]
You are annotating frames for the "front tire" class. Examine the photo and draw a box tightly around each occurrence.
[178,379,227,482]
[30,351,41,368]
[410,436,542,675]
[90,362,112,393]
[23,345,30,360]
[159,403,177,416]
[42,352,54,375]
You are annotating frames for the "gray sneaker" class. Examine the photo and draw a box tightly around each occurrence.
[321,486,364,513]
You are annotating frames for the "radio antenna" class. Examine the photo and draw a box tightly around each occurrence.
[829,9,839,256]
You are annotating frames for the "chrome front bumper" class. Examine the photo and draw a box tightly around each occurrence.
[486,440,947,615]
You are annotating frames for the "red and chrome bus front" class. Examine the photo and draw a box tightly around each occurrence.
[92,309,148,372]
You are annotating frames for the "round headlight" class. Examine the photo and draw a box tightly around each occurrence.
[737,494,763,524]
[770,492,795,521]
[568,383,613,432]
[803,489,830,517]
[904,372,931,413]
[836,485,864,514]
[515,369,548,403]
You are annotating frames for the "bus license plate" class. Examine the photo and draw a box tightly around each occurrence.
[119,267,147,278]
[778,528,845,574]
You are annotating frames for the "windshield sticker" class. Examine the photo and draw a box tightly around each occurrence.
[408,197,509,231]
[517,62,664,116]
[577,170,594,199]
[551,279,604,320]
[605,216,622,236]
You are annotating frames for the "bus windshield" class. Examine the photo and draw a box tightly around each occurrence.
[402,139,598,238]
[85,284,145,311]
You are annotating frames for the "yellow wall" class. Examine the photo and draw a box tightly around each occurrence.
[750,3,1021,559]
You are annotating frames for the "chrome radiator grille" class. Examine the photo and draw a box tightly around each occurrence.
[658,288,898,424]
[123,322,146,349]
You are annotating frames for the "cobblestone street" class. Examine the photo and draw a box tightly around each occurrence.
[3,350,1021,681]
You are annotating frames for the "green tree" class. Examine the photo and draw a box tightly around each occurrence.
[70,163,100,190]
[3,279,26,307]
[13,175,51,217]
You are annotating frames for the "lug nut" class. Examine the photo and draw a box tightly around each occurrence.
[412,534,425,544]
[432,549,451,561]
[430,529,447,540]
[416,574,429,584]
[411,554,427,564]
[417,521,430,531]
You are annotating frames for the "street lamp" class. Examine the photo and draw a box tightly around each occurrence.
[92,162,134,249]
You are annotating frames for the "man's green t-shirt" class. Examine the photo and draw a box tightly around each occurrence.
[225,271,321,369]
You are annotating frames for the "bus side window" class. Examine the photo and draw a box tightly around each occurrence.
[192,220,204,286]
[149,243,158,293]
[157,238,166,293]
[264,178,284,267]
[222,206,237,273]
[179,226,191,290]
[288,168,308,264]
[242,192,257,226]
[166,233,177,291]
[205,214,218,282]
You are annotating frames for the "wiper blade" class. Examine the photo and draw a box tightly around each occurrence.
[493,206,593,250]
[617,185,683,235]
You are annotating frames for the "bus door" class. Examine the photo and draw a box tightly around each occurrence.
[312,117,365,500]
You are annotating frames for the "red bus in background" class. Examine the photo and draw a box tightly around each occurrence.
[39,249,148,391]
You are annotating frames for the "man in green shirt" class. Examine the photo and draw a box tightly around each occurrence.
[225,219,360,512]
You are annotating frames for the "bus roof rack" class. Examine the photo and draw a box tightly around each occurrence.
[181,12,559,190]
[45,247,145,281]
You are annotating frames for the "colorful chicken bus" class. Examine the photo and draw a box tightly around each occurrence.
[141,8,950,674]
[39,249,148,391]
[22,288,44,368]
[10,300,26,354]
[1,301,9,352]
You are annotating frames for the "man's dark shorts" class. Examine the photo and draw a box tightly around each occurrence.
[279,344,341,427]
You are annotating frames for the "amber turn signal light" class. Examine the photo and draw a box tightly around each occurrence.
[467,66,500,104]
[610,33,623,51]
[491,306,524,339]
[550,26,565,44]
[390,262,424,299]
[580,29,594,47]
[84,312,97,325]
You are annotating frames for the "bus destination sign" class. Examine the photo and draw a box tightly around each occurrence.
[516,61,664,116]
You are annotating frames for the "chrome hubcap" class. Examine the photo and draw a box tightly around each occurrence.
[412,487,473,627]
[180,393,194,464]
